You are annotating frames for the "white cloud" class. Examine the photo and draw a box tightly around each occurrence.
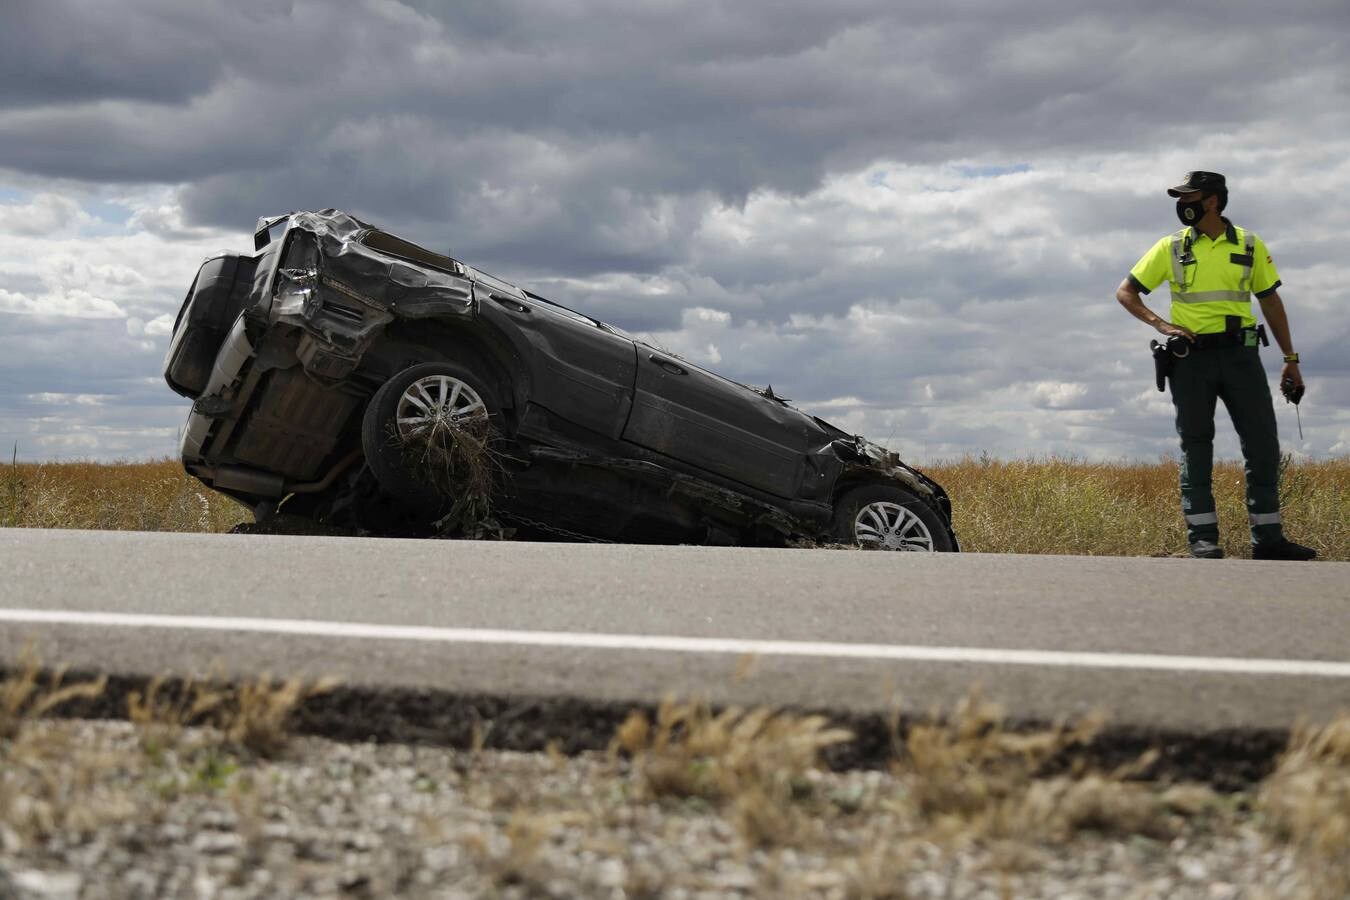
[144,313,175,336]
[25,392,110,406]
[811,395,868,409]
[0,287,125,318]
[0,192,91,235]
[0,192,236,324]
[1031,381,1091,410]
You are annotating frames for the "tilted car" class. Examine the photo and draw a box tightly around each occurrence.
[163,209,958,550]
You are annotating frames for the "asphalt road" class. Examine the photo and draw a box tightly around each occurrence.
[1,527,1347,732]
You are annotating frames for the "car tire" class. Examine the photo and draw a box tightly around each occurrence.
[360,361,502,511]
[830,483,953,552]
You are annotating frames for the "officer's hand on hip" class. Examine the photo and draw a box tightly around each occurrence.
[1155,321,1196,342]
[1281,361,1304,390]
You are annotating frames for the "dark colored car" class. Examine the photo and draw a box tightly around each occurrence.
[163,209,957,550]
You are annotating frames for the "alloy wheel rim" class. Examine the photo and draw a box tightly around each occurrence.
[395,375,487,437]
[853,501,934,551]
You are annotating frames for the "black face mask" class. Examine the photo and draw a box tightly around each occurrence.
[1176,198,1206,227]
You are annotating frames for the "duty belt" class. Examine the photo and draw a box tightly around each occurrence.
[1151,319,1269,392]
[1189,324,1268,350]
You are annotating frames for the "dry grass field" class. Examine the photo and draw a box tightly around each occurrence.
[1,454,1347,560]
[926,455,1350,561]
[0,457,243,534]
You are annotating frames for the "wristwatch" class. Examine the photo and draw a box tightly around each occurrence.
[1283,353,1300,363]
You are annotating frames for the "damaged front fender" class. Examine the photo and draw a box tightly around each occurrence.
[830,435,935,498]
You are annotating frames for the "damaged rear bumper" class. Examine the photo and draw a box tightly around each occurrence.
[176,210,483,496]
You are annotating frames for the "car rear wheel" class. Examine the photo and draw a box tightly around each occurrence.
[830,484,953,552]
[360,362,501,511]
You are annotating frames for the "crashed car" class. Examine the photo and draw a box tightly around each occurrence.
[163,209,958,551]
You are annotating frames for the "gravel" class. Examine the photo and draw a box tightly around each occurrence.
[0,719,1327,899]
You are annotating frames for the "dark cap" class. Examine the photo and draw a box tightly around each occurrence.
[1167,171,1226,197]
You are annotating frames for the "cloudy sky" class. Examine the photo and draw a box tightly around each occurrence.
[2,0,1348,464]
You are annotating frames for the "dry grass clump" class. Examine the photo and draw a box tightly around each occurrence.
[2,648,332,760]
[899,691,1103,828]
[392,417,507,536]
[1,658,334,854]
[128,672,336,758]
[0,647,106,740]
[890,691,1197,845]
[1012,774,1214,845]
[1259,713,1350,896]
[462,810,594,893]
[228,674,334,757]
[925,453,1349,559]
[0,455,243,532]
[1,723,144,847]
[1,651,126,847]
[611,697,853,846]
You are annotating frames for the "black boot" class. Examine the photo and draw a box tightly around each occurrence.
[1189,539,1225,559]
[1253,539,1318,561]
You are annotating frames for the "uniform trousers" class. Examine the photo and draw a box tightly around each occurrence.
[1168,344,1284,547]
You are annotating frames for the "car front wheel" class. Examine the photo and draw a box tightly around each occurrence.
[360,361,501,511]
[830,484,954,552]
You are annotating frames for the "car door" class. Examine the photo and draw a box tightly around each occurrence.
[478,282,637,439]
[622,349,813,497]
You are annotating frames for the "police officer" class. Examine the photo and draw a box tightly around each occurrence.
[1115,172,1316,561]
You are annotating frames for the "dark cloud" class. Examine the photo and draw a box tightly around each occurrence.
[2,1,1346,276]
[0,3,224,109]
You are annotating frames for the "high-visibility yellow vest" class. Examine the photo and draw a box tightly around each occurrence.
[1168,227,1255,334]
[1128,221,1282,335]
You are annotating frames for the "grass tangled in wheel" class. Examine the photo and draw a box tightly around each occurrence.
[392,411,506,538]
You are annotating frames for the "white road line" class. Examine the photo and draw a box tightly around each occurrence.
[2,608,1348,678]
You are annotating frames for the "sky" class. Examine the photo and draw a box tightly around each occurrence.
[2,0,1348,464]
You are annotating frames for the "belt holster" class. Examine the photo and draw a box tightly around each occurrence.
[1149,335,1190,391]
[1150,339,1172,392]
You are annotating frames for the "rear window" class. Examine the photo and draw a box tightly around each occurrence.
[361,231,464,276]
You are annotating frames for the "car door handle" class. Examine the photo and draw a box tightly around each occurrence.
[489,294,530,314]
[648,354,687,376]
